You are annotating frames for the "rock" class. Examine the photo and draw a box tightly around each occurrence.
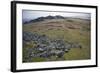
[23,31,82,60]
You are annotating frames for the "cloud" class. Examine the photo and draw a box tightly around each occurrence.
[22,10,91,22]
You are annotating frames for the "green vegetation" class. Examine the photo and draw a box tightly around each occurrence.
[23,18,91,62]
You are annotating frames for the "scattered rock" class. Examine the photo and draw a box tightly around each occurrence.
[23,32,82,59]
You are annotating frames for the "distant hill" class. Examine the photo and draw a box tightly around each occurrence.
[23,15,65,24]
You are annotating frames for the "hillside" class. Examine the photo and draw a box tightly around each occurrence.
[23,16,91,63]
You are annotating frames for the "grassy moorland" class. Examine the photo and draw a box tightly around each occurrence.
[23,17,91,63]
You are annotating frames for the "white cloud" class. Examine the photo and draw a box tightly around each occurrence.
[22,10,91,22]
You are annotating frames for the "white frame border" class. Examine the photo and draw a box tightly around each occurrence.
[16,3,96,70]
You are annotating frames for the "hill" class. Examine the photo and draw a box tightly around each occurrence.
[23,16,91,63]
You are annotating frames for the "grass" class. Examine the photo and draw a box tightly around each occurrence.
[31,57,47,62]
[63,48,90,60]
[23,18,91,62]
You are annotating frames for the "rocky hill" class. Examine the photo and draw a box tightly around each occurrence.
[23,15,91,63]
[23,15,66,24]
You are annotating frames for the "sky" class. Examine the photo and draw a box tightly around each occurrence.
[22,10,91,23]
